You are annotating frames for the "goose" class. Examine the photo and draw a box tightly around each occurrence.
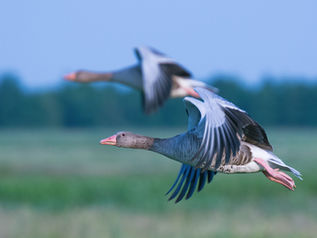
[100,87,302,203]
[64,46,217,114]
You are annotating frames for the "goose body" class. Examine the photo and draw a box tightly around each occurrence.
[100,87,302,202]
[64,46,217,113]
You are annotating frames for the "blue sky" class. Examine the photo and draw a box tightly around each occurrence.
[1,0,317,88]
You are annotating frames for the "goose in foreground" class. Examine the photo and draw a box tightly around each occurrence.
[64,46,217,114]
[100,87,302,203]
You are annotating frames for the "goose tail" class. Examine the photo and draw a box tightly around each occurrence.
[267,155,303,180]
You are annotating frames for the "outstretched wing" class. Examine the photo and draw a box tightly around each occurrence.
[184,87,272,170]
[213,94,272,151]
[135,46,191,114]
[166,164,216,203]
[165,88,214,203]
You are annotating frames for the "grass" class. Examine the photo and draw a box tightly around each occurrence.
[0,127,316,237]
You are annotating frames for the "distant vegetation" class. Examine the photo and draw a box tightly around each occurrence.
[0,73,317,128]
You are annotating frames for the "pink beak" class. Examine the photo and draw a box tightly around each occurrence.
[100,135,117,145]
[64,72,77,81]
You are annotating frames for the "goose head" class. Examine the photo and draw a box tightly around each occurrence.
[100,131,154,149]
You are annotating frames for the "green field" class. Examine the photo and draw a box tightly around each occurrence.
[0,128,316,238]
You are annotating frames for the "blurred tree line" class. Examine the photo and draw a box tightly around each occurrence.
[0,73,316,128]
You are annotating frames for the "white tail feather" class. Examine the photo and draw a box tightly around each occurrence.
[267,156,303,180]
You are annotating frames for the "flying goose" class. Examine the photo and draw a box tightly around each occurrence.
[100,87,302,202]
[64,46,217,114]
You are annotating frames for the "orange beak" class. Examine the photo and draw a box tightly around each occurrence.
[100,135,117,145]
[64,72,77,81]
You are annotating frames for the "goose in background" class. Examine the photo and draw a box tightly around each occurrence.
[64,46,217,114]
[100,87,302,203]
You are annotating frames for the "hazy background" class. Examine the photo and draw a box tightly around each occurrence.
[1,0,317,88]
[0,1,317,238]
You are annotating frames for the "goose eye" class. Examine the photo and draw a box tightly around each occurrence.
[122,133,125,137]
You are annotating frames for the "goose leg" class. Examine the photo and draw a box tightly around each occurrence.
[253,158,296,191]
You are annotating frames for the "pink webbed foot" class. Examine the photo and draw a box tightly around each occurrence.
[254,158,296,191]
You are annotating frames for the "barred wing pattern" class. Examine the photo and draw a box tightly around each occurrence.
[185,88,244,170]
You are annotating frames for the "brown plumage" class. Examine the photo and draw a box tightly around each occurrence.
[230,144,253,166]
